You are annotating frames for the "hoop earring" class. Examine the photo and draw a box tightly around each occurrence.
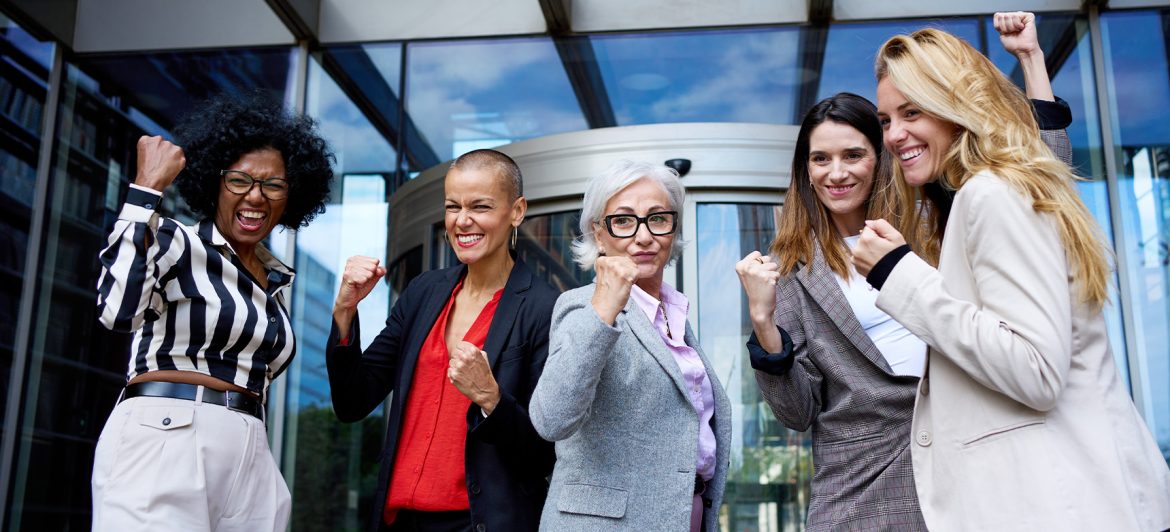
[511,226,518,249]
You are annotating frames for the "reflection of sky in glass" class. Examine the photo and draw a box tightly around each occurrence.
[288,177,390,410]
[1102,11,1170,147]
[307,56,396,175]
[364,43,402,93]
[696,203,810,520]
[817,19,981,105]
[984,15,1104,176]
[697,204,750,471]
[406,38,586,161]
[593,28,800,125]
[1101,11,1170,458]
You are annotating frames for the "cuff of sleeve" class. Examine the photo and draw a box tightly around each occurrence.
[1032,97,1072,131]
[119,184,163,223]
[747,327,795,375]
[865,244,912,290]
[329,311,361,349]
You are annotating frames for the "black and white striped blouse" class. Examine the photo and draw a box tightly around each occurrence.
[96,184,297,397]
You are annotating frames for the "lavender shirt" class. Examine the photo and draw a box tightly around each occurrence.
[629,283,717,481]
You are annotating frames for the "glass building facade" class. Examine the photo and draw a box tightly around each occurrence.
[0,2,1166,530]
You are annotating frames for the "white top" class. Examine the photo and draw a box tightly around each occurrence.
[837,235,926,377]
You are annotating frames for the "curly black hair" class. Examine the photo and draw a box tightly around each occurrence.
[173,91,334,228]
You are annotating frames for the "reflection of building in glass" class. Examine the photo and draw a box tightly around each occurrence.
[292,251,336,408]
[3,2,1170,530]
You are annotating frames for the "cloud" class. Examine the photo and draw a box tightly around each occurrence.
[646,31,801,124]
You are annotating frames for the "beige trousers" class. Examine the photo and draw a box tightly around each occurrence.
[91,394,291,531]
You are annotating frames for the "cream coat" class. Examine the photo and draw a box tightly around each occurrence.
[877,172,1170,531]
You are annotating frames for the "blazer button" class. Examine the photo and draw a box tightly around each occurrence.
[162,417,171,426]
[476,524,486,532]
[470,482,481,495]
[916,430,932,446]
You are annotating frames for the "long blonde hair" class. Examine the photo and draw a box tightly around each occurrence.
[875,28,1110,308]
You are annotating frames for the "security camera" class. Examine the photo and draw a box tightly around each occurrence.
[664,158,691,177]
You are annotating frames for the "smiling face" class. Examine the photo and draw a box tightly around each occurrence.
[214,148,287,255]
[876,77,958,187]
[808,121,877,236]
[592,177,675,284]
[444,166,524,266]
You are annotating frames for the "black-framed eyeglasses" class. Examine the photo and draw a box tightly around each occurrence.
[220,170,289,200]
[600,211,677,238]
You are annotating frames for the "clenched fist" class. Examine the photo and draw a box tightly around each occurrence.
[332,255,386,342]
[735,251,780,325]
[135,135,185,193]
[448,341,500,413]
[591,255,639,326]
[994,11,1039,59]
[851,219,906,278]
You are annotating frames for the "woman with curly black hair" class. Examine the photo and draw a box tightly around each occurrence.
[92,92,333,532]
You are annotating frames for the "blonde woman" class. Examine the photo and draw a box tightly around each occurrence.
[851,28,1170,531]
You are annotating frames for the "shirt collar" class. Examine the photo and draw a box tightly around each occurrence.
[629,282,689,322]
[196,219,296,288]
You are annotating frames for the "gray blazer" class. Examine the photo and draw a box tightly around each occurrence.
[530,284,732,531]
[753,243,926,531]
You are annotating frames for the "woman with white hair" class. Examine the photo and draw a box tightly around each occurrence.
[530,160,731,532]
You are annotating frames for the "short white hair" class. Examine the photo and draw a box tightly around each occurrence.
[572,160,687,271]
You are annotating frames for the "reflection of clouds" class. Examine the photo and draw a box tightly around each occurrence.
[644,32,800,124]
[695,204,750,469]
[309,62,396,173]
[695,204,748,395]
[817,20,979,105]
[362,44,402,91]
[407,39,586,157]
[296,202,390,351]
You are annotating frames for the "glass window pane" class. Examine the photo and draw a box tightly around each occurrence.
[984,14,1129,378]
[406,38,587,162]
[818,18,981,104]
[517,210,590,292]
[592,28,802,126]
[1102,8,1170,465]
[696,203,811,531]
[11,46,296,529]
[284,54,399,530]
[313,43,408,187]
[0,13,52,524]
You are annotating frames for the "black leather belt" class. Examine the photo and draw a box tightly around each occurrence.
[122,381,264,421]
[694,475,708,495]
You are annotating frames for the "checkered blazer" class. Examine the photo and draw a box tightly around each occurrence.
[754,243,927,531]
[1040,129,1071,167]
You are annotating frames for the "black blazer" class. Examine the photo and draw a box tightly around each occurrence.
[326,258,559,532]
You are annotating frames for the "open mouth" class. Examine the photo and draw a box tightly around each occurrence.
[899,147,925,164]
[456,234,483,248]
[237,210,266,232]
[825,184,856,197]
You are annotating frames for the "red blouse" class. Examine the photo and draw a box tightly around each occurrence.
[384,280,502,524]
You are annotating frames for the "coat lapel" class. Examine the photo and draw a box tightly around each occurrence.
[482,259,532,368]
[795,243,895,375]
[621,297,691,401]
[398,266,464,392]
